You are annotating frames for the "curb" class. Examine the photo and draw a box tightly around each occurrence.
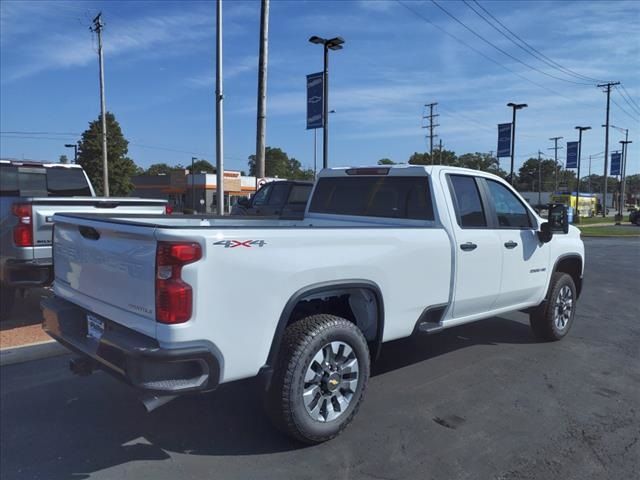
[0,340,68,367]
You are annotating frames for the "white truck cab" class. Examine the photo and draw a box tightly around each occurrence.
[42,165,584,443]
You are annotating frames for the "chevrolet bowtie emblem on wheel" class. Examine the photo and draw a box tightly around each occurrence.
[328,378,339,386]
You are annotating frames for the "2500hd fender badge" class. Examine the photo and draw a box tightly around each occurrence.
[214,240,266,248]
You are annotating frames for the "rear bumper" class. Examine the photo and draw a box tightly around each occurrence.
[41,296,220,394]
[1,259,53,287]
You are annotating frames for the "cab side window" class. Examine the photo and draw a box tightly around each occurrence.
[486,180,532,228]
[449,175,487,228]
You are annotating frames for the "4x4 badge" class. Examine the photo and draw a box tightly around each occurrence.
[214,240,266,248]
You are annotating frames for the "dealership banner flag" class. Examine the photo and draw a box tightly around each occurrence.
[566,141,579,168]
[497,123,512,157]
[610,152,621,175]
[306,72,324,130]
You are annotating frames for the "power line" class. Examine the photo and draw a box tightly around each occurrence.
[430,0,593,86]
[468,0,606,84]
[611,96,640,123]
[396,1,571,101]
[618,84,640,112]
[0,131,80,136]
[615,85,640,116]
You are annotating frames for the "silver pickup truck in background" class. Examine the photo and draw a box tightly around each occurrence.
[0,160,169,317]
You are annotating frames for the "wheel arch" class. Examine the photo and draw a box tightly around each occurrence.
[259,280,384,390]
[551,254,583,298]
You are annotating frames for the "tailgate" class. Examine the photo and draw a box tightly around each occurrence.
[53,215,158,338]
[31,198,166,248]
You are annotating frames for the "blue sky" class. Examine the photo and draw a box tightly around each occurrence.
[1,0,639,176]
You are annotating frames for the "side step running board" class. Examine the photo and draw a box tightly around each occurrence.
[417,322,444,335]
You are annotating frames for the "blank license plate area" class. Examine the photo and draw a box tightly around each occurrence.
[87,314,105,340]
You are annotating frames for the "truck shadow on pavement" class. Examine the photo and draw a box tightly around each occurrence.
[1,315,537,479]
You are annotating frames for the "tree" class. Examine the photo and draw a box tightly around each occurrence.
[377,158,396,165]
[247,146,314,180]
[191,159,215,174]
[517,158,558,191]
[457,152,506,177]
[77,112,138,196]
[408,152,431,165]
[408,150,457,166]
[59,154,69,164]
[146,163,185,175]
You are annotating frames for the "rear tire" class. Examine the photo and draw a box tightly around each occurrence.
[0,285,16,320]
[530,273,577,341]
[266,314,370,444]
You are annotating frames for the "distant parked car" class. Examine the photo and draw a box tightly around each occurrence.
[629,209,640,226]
[231,180,313,218]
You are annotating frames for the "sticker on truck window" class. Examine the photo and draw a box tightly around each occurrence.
[213,240,266,248]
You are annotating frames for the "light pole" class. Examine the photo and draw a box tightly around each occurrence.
[64,143,77,163]
[309,35,344,170]
[191,156,197,213]
[507,102,527,186]
[575,126,591,221]
[619,139,632,218]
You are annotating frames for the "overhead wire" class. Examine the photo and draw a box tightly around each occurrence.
[469,0,607,84]
[395,1,572,102]
[615,85,640,116]
[430,0,593,86]
[618,84,640,112]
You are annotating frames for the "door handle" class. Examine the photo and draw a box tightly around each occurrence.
[460,242,477,251]
[504,240,518,249]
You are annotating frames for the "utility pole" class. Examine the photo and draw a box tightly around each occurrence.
[588,155,592,194]
[597,81,620,216]
[438,138,443,164]
[548,136,563,193]
[215,0,224,215]
[91,13,109,196]
[422,103,439,163]
[537,151,542,206]
[255,0,269,181]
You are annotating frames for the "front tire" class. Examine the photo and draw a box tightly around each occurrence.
[266,314,370,444]
[530,273,577,341]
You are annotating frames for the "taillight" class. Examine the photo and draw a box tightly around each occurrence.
[155,242,202,324]
[12,203,33,247]
[165,205,173,215]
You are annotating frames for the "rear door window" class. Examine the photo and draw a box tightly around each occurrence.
[288,185,312,204]
[448,175,487,228]
[267,183,290,206]
[309,176,434,220]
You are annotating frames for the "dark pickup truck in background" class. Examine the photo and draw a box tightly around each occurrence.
[230,180,312,218]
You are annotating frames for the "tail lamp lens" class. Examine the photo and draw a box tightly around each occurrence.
[155,242,201,324]
[12,203,33,247]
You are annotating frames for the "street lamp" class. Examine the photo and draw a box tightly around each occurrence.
[309,35,344,170]
[575,126,591,220]
[506,102,527,185]
[191,157,198,212]
[64,143,78,163]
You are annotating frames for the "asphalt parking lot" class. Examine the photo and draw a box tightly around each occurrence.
[1,237,638,480]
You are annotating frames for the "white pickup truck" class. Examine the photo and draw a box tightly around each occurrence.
[42,165,584,443]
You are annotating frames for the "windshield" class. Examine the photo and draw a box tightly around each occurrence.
[0,165,92,197]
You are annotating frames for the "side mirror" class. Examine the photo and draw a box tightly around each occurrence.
[548,203,569,234]
[538,222,553,243]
